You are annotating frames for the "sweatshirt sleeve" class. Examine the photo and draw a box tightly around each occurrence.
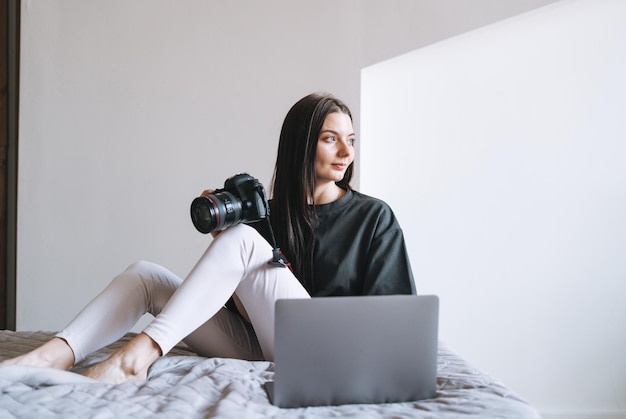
[361,208,416,295]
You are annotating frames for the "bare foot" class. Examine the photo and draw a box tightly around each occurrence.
[0,337,75,370]
[81,333,161,384]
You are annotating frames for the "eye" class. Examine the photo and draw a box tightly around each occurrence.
[347,137,356,146]
[325,135,336,143]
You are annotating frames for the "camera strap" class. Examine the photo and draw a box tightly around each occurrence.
[269,247,291,270]
[264,217,291,269]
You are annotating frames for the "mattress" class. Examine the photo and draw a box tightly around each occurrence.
[0,330,539,418]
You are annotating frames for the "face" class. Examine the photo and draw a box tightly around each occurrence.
[314,112,355,186]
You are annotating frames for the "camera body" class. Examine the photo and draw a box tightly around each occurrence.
[190,173,270,234]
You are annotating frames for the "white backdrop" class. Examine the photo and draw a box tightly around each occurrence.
[17,0,361,332]
[17,0,556,332]
[361,0,626,417]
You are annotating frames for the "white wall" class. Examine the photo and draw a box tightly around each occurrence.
[17,0,361,331]
[361,0,626,418]
[17,0,556,332]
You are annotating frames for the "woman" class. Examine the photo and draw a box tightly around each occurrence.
[1,93,415,383]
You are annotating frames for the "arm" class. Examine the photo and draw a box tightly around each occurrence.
[362,227,416,295]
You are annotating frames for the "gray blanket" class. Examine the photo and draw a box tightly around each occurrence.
[0,331,539,418]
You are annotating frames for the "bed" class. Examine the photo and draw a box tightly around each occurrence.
[0,330,539,418]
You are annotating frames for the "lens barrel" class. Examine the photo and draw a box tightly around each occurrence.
[190,191,243,234]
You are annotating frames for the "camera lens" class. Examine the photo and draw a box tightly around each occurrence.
[190,191,243,234]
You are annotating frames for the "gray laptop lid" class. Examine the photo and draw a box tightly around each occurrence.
[266,294,439,408]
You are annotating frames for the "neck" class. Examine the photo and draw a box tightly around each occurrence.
[312,182,346,205]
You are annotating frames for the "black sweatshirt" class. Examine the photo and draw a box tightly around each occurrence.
[250,189,416,297]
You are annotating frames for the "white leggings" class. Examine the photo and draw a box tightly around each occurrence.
[56,224,310,363]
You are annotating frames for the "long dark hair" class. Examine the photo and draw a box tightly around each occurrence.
[271,93,354,292]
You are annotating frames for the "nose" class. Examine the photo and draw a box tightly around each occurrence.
[337,139,352,157]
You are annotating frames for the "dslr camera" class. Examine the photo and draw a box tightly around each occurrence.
[190,173,270,234]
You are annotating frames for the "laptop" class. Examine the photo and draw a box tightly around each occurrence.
[265,294,439,408]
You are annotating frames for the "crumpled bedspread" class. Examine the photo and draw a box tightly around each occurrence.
[0,331,539,418]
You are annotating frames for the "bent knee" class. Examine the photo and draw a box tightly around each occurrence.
[125,260,159,274]
[120,261,181,287]
[215,224,270,247]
